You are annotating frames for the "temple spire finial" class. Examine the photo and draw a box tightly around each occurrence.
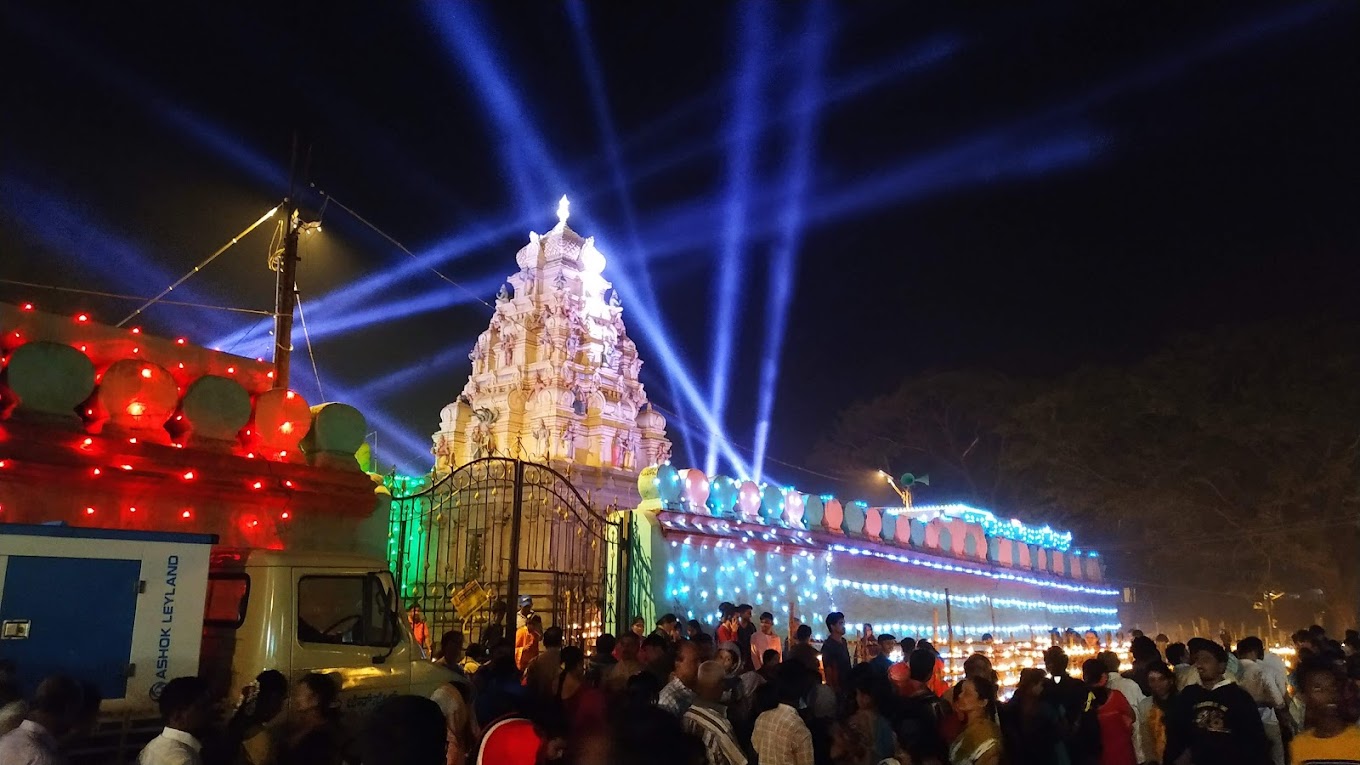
[557,195,570,226]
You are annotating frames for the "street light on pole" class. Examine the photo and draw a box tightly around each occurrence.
[879,470,929,508]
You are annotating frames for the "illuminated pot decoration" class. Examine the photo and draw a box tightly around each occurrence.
[302,402,367,470]
[864,506,883,539]
[843,501,866,535]
[3,341,94,422]
[678,468,710,513]
[177,375,251,445]
[96,359,178,442]
[822,497,843,532]
[880,508,897,542]
[707,475,738,516]
[784,490,806,527]
[654,464,682,506]
[804,494,825,528]
[737,480,761,519]
[759,484,783,522]
[247,388,312,461]
[637,465,662,502]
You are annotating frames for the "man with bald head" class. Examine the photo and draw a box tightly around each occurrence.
[682,661,747,765]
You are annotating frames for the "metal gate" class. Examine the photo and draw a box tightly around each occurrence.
[390,458,627,647]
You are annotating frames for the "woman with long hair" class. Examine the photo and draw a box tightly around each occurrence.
[849,668,901,765]
[277,673,342,765]
[950,675,1003,765]
[1136,662,1177,765]
[1001,667,1069,765]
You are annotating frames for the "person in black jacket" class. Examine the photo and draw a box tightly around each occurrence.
[1163,640,1268,765]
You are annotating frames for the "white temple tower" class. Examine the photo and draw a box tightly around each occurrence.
[431,197,671,509]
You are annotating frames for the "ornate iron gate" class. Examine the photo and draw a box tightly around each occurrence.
[390,458,629,647]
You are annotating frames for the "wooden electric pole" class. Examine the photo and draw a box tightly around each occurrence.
[272,135,304,389]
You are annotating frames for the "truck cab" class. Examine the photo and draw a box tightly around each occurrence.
[202,548,456,718]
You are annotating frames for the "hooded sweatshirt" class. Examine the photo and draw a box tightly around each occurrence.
[1164,678,1268,765]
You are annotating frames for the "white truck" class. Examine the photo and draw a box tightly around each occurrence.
[0,522,456,764]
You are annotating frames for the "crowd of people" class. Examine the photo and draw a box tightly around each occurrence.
[0,605,1358,765]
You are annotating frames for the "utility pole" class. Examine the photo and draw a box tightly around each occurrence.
[272,135,303,389]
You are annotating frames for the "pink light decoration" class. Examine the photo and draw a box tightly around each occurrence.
[783,490,805,526]
[864,506,882,538]
[895,514,914,545]
[822,498,843,532]
[737,480,761,519]
[679,468,710,513]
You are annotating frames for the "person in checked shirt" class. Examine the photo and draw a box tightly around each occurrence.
[752,663,815,765]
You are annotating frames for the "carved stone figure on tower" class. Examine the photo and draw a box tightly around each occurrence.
[496,283,511,304]
[561,421,580,460]
[532,419,550,460]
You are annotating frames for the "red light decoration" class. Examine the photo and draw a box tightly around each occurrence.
[278,450,288,459]
[251,481,263,490]
[177,362,184,369]
[128,506,137,513]
[86,408,95,416]
[127,402,146,417]
[128,437,138,444]
[280,512,290,520]
[91,468,101,477]
[283,480,294,488]
[182,470,195,480]
[181,510,192,519]
[266,371,275,379]
[140,368,153,379]
[279,421,294,434]
[246,452,256,459]
[85,507,95,515]
[0,460,7,468]
[226,366,235,374]
[173,443,184,449]
[131,347,139,354]
[21,303,33,311]
[76,313,89,323]
[80,437,93,448]
[176,338,186,345]
[80,345,87,352]
[119,464,133,471]
[285,391,296,401]
[131,327,141,335]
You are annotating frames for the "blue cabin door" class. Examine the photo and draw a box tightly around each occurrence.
[0,556,141,699]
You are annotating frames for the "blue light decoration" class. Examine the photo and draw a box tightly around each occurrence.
[887,503,1075,551]
[652,466,1121,643]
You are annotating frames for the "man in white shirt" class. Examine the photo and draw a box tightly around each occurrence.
[139,676,212,765]
[750,612,783,670]
[1237,636,1289,765]
[0,675,86,765]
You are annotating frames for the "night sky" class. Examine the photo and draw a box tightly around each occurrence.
[3,2,1357,486]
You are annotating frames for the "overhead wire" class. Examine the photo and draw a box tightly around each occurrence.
[117,201,284,326]
[296,289,326,400]
[311,186,498,313]
[0,277,274,317]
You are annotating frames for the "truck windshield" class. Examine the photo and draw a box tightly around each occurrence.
[205,574,250,628]
[297,574,399,647]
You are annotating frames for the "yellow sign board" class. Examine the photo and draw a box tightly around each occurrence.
[451,580,490,616]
